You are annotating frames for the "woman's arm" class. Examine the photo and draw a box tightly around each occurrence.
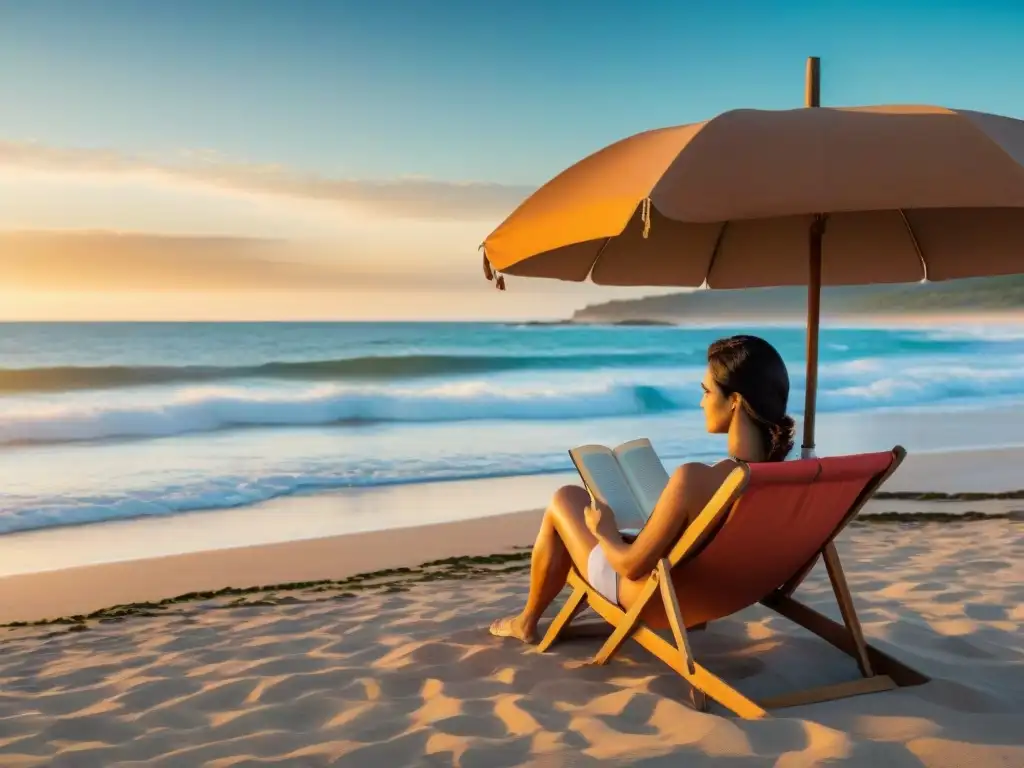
[592,462,724,580]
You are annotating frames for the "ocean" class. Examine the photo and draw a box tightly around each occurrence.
[1,320,1023,537]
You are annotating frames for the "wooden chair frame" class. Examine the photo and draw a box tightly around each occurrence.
[537,447,928,719]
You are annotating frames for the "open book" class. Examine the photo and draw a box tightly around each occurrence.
[568,438,671,536]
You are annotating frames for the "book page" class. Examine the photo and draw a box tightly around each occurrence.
[614,438,671,519]
[568,444,646,530]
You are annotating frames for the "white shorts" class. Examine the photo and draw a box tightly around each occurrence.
[586,545,618,604]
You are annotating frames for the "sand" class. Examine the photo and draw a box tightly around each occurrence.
[0,518,1021,766]
[0,447,1022,765]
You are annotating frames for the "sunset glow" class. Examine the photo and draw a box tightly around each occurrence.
[1,0,1021,319]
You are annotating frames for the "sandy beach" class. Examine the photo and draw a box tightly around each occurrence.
[0,518,1020,766]
[0,447,1022,766]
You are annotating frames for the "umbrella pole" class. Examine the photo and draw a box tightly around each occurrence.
[802,217,824,458]
[801,56,822,460]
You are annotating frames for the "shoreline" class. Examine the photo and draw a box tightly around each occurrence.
[0,471,573,578]
[0,507,545,626]
[2,513,1013,633]
[2,445,1024,625]
[4,444,1024,578]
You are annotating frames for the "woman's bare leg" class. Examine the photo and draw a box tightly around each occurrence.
[490,485,599,643]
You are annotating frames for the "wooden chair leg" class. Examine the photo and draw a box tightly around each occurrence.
[657,559,695,674]
[761,592,928,688]
[657,559,706,711]
[537,579,588,652]
[582,582,913,718]
[583,587,766,718]
[822,543,874,677]
[592,569,659,665]
[758,674,897,710]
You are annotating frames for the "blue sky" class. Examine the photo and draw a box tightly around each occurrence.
[0,0,1022,319]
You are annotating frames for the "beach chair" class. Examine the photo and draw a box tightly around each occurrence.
[537,446,929,719]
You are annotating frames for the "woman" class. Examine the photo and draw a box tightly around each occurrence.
[490,334,796,643]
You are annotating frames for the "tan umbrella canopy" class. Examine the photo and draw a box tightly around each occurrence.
[480,58,1024,457]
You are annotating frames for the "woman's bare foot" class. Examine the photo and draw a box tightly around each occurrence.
[488,615,538,644]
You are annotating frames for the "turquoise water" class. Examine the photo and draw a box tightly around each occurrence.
[1,320,1022,534]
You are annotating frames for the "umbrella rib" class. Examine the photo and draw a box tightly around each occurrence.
[584,237,614,283]
[703,221,730,289]
[898,209,930,282]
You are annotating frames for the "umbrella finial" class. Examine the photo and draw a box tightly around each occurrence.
[805,56,821,108]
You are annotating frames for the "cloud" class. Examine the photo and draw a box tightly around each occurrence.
[0,140,536,221]
[0,229,491,292]
[0,228,669,300]
[0,229,679,320]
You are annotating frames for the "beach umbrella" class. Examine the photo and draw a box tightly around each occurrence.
[479,57,1024,458]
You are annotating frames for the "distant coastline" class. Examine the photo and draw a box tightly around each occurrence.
[518,318,676,327]
[514,311,1024,328]
[562,275,1024,326]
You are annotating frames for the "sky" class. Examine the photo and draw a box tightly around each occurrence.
[1,0,1022,320]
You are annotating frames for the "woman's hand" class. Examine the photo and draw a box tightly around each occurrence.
[584,497,616,539]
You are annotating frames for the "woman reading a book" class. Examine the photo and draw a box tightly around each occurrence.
[490,334,796,643]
